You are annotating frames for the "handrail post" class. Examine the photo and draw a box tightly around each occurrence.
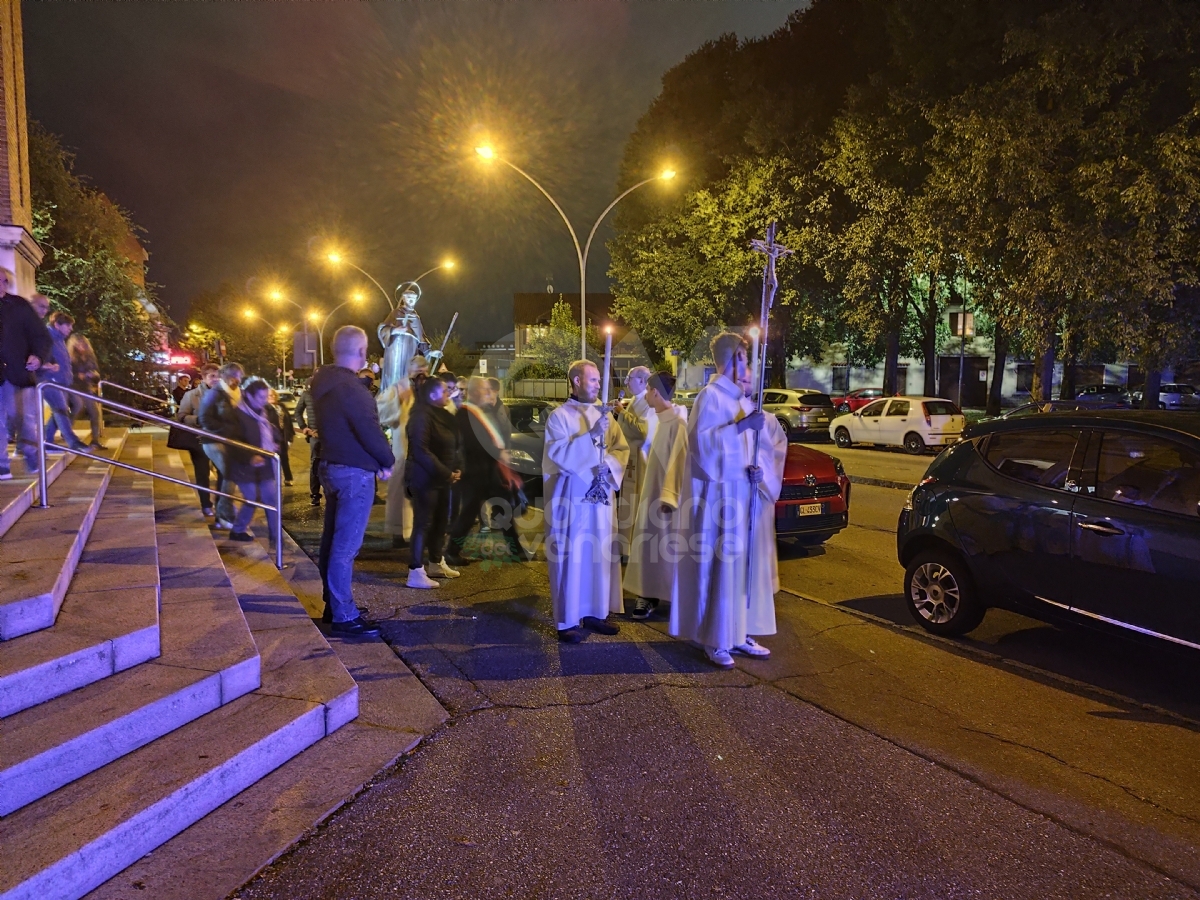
[36,383,48,508]
[274,452,283,570]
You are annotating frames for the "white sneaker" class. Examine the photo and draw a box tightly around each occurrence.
[705,647,735,669]
[733,637,771,658]
[406,566,438,589]
[428,558,460,578]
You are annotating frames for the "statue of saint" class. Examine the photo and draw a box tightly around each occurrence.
[378,283,442,391]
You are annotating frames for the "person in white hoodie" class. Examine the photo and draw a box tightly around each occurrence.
[623,372,689,620]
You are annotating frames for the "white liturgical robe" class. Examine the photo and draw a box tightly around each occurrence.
[622,407,689,603]
[671,374,754,651]
[741,397,787,635]
[617,391,657,549]
[543,398,630,630]
[378,385,413,539]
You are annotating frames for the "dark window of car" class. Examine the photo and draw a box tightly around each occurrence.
[860,399,887,418]
[831,364,850,394]
[861,389,883,398]
[886,400,910,416]
[764,391,788,405]
[797,392,834,407]
[984,429,1078,489]
[923,400,961,416]
[1093,432,1200,517]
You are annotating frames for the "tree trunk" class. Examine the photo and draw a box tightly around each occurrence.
[1142,368,1163,409]
[987,324,1008,416]
[1059,328,1077,400]
[883,328,901,395]
[1034,338,1057,402]
[921,278,939,396]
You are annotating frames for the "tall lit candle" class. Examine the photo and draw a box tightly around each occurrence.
[600,326,613,405]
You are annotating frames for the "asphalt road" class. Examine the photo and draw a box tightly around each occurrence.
[234,441,1200,899]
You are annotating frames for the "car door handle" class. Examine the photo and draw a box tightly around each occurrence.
[1077,520,1125,536]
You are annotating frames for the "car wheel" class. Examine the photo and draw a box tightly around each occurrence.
[904,549,985,636]
[776,416,792,436]
[903,432,926,455]
[834,427,852,449]
[837,403,850,413]
[1159,402,1167,410]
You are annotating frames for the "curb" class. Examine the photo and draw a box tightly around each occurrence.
[847,474,915,491]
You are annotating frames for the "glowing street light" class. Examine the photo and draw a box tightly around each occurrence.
[476,143,678,357]
[308,290,368,365]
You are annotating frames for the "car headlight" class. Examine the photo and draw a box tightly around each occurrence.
[508,449,536,466]
[831,456,845,478]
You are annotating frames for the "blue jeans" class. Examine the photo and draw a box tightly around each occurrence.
[318,462,375,623]
[202,443,236,523]
[43,385,85,449]
[0,381,39,471]
[232,474,279,544]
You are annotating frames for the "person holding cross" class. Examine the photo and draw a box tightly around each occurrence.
[542,358,630,643]
[670,332,769,669]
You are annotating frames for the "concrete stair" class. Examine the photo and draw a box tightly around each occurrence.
[0,433,128,640]
[0,447,74,539]
[0,435,363,900]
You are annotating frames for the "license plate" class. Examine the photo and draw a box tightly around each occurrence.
[796,503,822,516]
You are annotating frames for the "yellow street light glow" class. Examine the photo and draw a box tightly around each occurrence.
[268,289,284,302]
[443,260,455,270]
[243,308,255,319]
[308,311,320,323]
[660,169,677,180]
[277,325,290,333]
[475,145,495,160]
[327,251,343,265]
[352,291,365,302]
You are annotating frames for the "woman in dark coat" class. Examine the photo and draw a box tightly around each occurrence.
[404,375,462,589]
[267,387,295,485]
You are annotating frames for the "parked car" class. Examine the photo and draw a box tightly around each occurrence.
[897,410,1200,651]
[1075,384,1126,402]
[1158,383,1199,410]
[763,389,835,440]
[995,399,1125,420]
[775,444,850,545]
[674,390,700,409]
[830,396,965,454]
[502,399,558,500]
[830,387,884,414]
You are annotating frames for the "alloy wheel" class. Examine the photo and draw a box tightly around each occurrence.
[909,562,961,625]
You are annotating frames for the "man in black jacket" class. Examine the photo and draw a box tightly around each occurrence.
[293,385,322,505]
[0,268,52,478]
[312,326,395,637]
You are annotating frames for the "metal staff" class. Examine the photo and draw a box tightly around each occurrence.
[428,311,459,375]
[746,222,792,607]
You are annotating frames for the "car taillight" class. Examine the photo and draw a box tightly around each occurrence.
[792,406,814,413]
[923,405,931,426]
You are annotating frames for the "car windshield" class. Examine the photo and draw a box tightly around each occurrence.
[506,403,554,434]
[923,400,961,417]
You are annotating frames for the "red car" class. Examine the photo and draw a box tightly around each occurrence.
[775,443,850,545]
[830,387,884,414]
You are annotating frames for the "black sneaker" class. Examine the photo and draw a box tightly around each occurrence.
[630,598,652,620]
[322,604,333,623]
[391,534,409,550]
[331,617,381,638]
[557,626,587,643]
[581,616,620,636]
[228,531,253,542]
[444,551,469,568]
[310,496,322,506]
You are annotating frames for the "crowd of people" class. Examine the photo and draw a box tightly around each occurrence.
[0,267,105,480]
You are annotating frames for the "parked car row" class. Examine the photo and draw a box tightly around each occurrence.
[897,409,1200,656]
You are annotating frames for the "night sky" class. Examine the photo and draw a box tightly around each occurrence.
[25,1,802,346]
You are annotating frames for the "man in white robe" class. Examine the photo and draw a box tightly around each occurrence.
[670,332,767,669]
[543,359,630,643]
[738,366,786,638]
[616,366,655,557]
[623,372,689,619]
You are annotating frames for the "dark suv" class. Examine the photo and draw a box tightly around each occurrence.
[896,411,1200,650]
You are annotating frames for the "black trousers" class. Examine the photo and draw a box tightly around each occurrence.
[409,484,450,570]
[308,438,321,499]
[279,441,293,482]
[186,446,213,511]
[448,477,522,550]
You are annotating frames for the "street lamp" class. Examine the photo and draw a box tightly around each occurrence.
[244,309,302,386]
[395,259,456,305]
[476,144,676,358]
[308,290,366,366]
[325,250,397,310]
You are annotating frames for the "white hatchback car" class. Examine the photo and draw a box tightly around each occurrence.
[830,396,965,454]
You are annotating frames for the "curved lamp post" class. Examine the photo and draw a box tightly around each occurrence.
[395,260,455,305]
[476,144,675,359]
[243,309,301,386]
[307,291,366,366]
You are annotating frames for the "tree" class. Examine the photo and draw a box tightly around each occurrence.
[30,124,165,393]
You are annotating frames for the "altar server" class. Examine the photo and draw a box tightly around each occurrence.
[738,365,786,640]
[616,366,656,555]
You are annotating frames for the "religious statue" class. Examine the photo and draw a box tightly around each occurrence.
[378,282,441,392]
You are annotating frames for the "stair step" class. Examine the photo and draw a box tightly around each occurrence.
[0,434,158,718]
[0,433,129,640]
[0,435,266,814]
[0,691,326,900]
[0,447,73,539]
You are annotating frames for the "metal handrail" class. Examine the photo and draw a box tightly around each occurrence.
[35,383,284,569]
[98,380,171,408]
